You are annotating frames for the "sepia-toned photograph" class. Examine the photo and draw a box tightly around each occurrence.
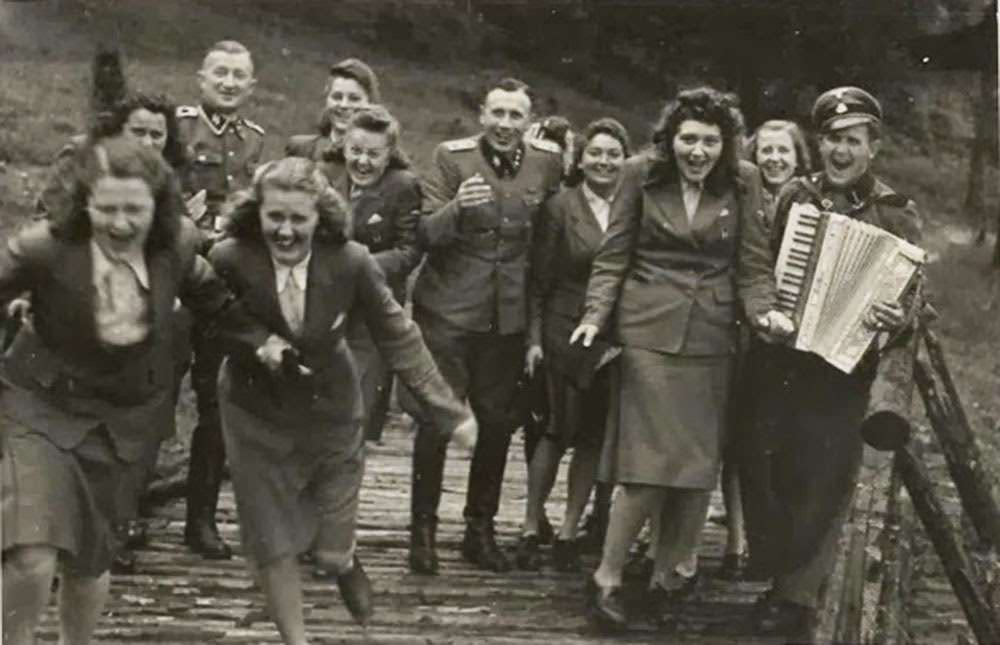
[0,1,998,643]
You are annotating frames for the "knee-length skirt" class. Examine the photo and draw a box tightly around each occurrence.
[219,370,365,568]
[598,347,732,490]
[2,416,121,576]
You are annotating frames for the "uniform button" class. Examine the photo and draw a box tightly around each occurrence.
[227,175,234,182]
[228,151,235,157]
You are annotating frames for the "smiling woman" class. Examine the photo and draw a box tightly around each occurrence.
[570,87,764,630]
[0,137,269,645]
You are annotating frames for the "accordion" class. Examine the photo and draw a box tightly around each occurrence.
[774,203,926,373]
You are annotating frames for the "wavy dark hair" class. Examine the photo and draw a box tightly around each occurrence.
[344,104,412,171]
[49,137,182,254]
[650,87,745,194]
[318,58,381,137]
[225,156,349,245]
[566,117,631,187]
[746,119,813,182]
[91,91,187,170]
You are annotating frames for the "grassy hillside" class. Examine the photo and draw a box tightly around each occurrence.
[1,0,997,483]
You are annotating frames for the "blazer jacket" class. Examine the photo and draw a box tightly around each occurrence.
[580,155,764,356]
[0,218,268,462]
[412,134,563,335]
[210,238,468,453]
[286,133,347,189]
[527,184,607,354]
[343,167,423,302]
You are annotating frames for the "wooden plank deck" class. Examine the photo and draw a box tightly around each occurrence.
[37,417,785,644]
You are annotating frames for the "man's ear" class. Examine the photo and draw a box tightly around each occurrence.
[478,103,487,128]
[870,138,882,159]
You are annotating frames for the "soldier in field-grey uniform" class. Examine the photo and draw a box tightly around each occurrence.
[175,39,266,560]
[404,77,563,575]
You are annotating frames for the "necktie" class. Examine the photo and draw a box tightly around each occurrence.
[279,272,304,336]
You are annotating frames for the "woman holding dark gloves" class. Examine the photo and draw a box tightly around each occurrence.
[517,118,630,572]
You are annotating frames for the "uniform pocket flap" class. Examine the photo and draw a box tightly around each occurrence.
[714,282,735,304]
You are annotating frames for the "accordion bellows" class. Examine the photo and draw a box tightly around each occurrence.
[774,203,926,373]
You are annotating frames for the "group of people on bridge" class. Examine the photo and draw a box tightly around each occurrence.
[0,38,923,645]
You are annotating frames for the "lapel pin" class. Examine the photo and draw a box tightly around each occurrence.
[821,198,834,210]
[368,213,383,225]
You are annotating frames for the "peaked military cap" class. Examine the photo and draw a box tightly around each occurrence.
[812,86,882,132]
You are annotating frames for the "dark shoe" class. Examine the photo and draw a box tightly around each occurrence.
[121,520,148,549]
[461,521,510,572]
[752,597,817,643]
[538,514,555,546]
[586,577,626,629]
[408,515,439,575]
[718,552,744,581]
[668,571,700,601]
[551,538,581,572]
[337,556,374,626]
[111,548,137,574]
[184,519,232,560]
[515,534,542,571]
[623,552,654,584]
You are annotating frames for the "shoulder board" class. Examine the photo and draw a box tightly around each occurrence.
[240,118,265,135]
[528,137,562,154]
[176,105,199,119]
[442,138,477,152]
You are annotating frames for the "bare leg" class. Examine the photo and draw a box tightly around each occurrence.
[523,437,562,536]
[58,569,110,645]
[722,461,746,556]
[559,445,600,541]
[593,484,666,588]
[3,545,58,645]
[650,488,711,590]
[258,556,308,645]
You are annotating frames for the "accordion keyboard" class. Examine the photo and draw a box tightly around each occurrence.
[774,204,822,317]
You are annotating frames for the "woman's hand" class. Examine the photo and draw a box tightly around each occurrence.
[865,299,906,333]
[525,344,544,378]
[255,334,294,373]
[450,413,479,452]
[753,310,796,344]
[569,323,599,348]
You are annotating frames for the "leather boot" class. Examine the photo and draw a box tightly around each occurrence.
[184,423,231,560]
[409,514,439,575]
[461,520,510,572]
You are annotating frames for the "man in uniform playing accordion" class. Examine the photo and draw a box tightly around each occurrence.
[736,86,923,641]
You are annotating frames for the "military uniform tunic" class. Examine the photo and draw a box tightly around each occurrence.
[407,134,562,524]
[176,104,265,229]
[736,171,922,604]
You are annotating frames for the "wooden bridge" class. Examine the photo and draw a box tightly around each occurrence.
[34,405,989,644]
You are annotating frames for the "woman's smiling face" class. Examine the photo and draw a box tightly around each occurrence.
[755,129,798,190]
[673,119,722,185]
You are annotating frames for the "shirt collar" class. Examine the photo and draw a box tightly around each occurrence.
[272,253,311,293]
[479,136,525,179]
[91,239,150,290]
[582,181,611,210]
[200,104,241,137]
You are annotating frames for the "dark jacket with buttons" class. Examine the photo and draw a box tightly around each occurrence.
[413,134,563,335]
[285,134,347,190]
[177,105,265,226]
[581,155,764,356]
[0,218,268,462]
[527,184,607,354]
[209,237,468,452]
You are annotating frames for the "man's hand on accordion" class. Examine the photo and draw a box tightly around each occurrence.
[864,299,906,333]
[754,310,796,344]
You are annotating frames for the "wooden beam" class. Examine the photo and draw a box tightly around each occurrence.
[895,445,1000,644]
[917,329,1000,550]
